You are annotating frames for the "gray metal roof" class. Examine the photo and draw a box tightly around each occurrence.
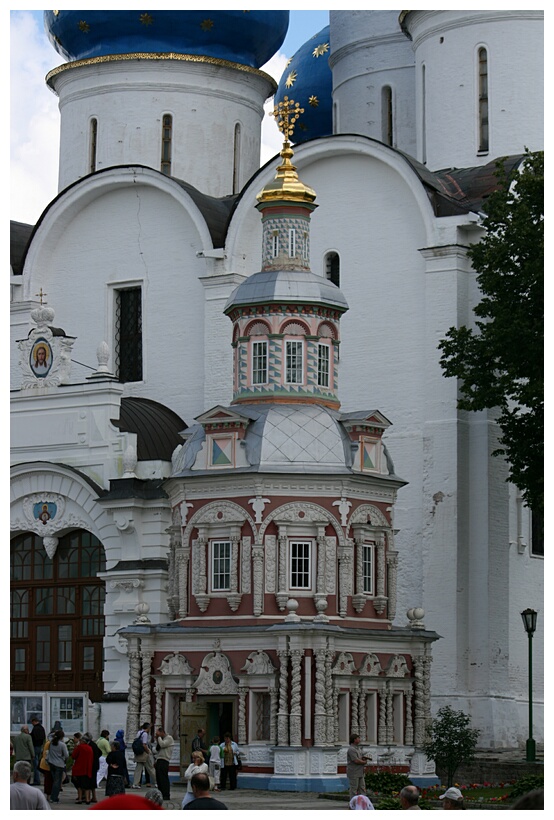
[224,268,349,313]
[111,397,187,461]
[10,221,34,275]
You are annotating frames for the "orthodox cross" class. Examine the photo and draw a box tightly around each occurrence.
[35,288,47,305]
[271,96,304,143]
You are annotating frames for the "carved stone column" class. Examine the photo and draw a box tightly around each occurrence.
[332,686,340,743]
[277,649,290,745]
[412,654,425,746]
[238,687,248,745]
[385,681,393,744]
[177,548,189,619]
[373,532,387,614]
[276,526,288,611]
[289,649,303,746]
[350,680,359,736]
[228,533,242,611]
[352,535,366,613]
[154,684,163,728]
[423,649,433,727]
[358,689,367,742]
[405,687,414,746]
[195,529,209,612]
[314,648,327,745]
[324,649,334,744]
[167,523,180,620]
[377,683,387,745]
[139,650,154,726]
[386,549,399,621]
[269,686,278,745]
[252,545,264,617]
[127,647,141,741]
[337,542,354,617]
[315,526,328,610]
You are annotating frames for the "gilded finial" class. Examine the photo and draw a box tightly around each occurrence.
[271,96,303,143]
[35,288,47,306]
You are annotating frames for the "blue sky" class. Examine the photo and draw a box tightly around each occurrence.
[10,10,330,224]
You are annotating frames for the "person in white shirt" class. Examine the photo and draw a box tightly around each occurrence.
[208,736,222,790]
[11,761,51,810]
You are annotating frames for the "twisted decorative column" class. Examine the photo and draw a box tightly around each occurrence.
[358,689,367,742]
[373,532,387,614]
[324,650,334,744]
[139,649,154,726]
[167,523,180,620]
[252,545,264,617]
[277,649,290,745]
[228,534,242,611]
[385,681,393,744]
[289,649,303,746]
[269,686,278,745]
[377,683,387,745]
[315,526,328,608]
[195,529,209,612]
[350,680,359,737]
[177,548,189,619]
[238,687,248,745]
[314,648,327,745]
[276,527,288,611]
[405,688,414,745]
[126,648,141,741]
[352,535,366,613]
[332,686,340,743]
[412,654,425,746]
[337,543,354,617]
[423,649,433,728]
[154,684,163,728]
[386,549,399,620]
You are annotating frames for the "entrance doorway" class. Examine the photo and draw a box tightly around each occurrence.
[179,699,235,775]
[206,701,234,742]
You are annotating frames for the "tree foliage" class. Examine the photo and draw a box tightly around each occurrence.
[423,705,480,787]
[438,151,543,512]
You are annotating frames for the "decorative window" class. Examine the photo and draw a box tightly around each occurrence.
[382,86,393,146]
[360,437,381,473]
[272,233,279,258]
[89,118,97,174]
[233,123,241,193]
[208,434,235,468]
[161,114,172,175]
[289,540,312,589]
[252,340,268,385]
[211,541,232,591]
[289,228,296,258]
[286,340,303,384]
[115,287,143,383]
[362,543,374,594]
[325,251,340,287]
[478,48,489,152]
[254,692,271,741]
[317,343,330,387]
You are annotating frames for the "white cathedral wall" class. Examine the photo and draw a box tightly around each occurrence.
[407,10,544,170]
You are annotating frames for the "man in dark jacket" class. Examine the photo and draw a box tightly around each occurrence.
[183,772,228,810]
[30,717,46,785]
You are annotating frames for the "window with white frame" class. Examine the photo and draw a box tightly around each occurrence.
[363,542,374,594]
[286,340,303,384]
[289,228,296,258]
[252,340,268,385]
[478,47,489,152]
[317,343,330,387]
[272,233,279,258]
[289,540,312,589]
[253,692,271,740]
[211,541,231,591]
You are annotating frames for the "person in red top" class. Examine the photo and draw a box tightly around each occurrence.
[71,733,94,804]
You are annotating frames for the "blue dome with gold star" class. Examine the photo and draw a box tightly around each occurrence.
[43,10,289,69]
[274,26,332,144]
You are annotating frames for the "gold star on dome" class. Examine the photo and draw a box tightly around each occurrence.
[308,95,319,107]
[285,70,297,89]
[200,19,214,31]
[78,20,90,33]
[285,57,293,68]
[312,42,329,58]
[140,13,154,26]
[298,122,308,131]
[53,10,59,16]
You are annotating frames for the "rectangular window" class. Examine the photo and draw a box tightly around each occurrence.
[478,48,489,152]
[161,114,172,175]
[14,648,26,672]
[289,228,296,258]
[290,540,311,589]
[254,692,271,741]
[531,509,544,557]
[272,234,279,258]
[83,646,95,671]
[115,287,143,382]
[58,625,72,671]
[363,543,374,594]
[89,118,97,174]
[36,625,50,671]
[252,340,268,385]
[317,343,330,387]
[212,541,231,591]
[50,696,85,735]
[286,340,303,384]
[11,696,44,733]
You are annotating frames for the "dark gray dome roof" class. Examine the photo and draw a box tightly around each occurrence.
[111,397,186,461]
[225,269,349,313]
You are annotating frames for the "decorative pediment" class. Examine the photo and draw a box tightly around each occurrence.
[193,651,239,695]
[385,654,409,678]
[241,650,276,675]
[332,652,356,674]
[349,504,389,529]
[158,653,193,676]
[359,653,383,676]
[340,410,392,434]
[195,405,251,431]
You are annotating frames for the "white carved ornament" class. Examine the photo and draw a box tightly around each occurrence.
[18,315,75,389]
[193,651,238,695]
[183,501,256,545]
[159,653,194,676]
[386,654,409,678]
[332,652,356,675]
[348,504,389,529]
[359,653,383,676]
[241,650,276,675]
[259,502,344,544]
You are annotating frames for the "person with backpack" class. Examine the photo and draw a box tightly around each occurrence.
[131,723,156,789]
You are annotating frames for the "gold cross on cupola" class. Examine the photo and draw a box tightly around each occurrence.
[272,96,304,143]
[35,288,47,305]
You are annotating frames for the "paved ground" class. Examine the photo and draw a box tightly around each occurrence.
[24,781,350,811]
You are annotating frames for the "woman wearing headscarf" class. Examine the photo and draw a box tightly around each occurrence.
[71,733,93,804]
[182,750,209,808]
[105,740,128,797]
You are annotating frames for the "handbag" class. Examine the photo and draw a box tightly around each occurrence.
[236,757,242,770]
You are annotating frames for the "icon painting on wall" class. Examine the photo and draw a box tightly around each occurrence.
[30,339,53,377]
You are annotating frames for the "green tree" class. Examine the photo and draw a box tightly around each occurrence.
[423,706,480,787]
[438,150,543,513]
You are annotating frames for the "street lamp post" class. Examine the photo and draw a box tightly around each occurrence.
[520,608,538,763]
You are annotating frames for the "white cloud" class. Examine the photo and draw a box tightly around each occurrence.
[11,12,60,225]
[260,51,289,167]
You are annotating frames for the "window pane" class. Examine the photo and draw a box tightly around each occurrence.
[363,544,373,593]
[83,646,95,671]
[252,341,268,385]
[57,587,76,614]
[318,344,330,387]
[290,541,311,589]
[212,541,231,591]
[116,288,143,383]
[58,625,72,670]
[35,588,53,615]
[14,648,26,672]
[36,626,51,671]
[286,341,303,384]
